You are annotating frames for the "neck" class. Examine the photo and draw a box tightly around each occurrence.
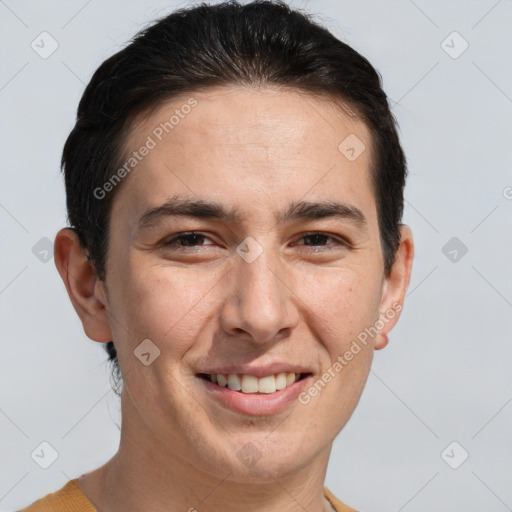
[79,395,334,512]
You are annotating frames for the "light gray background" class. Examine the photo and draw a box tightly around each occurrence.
[1,1,511,511]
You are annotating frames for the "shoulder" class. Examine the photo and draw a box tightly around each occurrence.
[19,481,350,512]
[17,479,96,512]
[324,486,359,512]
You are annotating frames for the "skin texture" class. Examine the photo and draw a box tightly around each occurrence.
[54,85,414,512]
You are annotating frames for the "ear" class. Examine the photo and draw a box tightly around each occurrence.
[374,224,414,350]
[54,228,113,343]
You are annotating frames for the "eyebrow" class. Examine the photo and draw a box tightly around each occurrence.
[136,195,367,231]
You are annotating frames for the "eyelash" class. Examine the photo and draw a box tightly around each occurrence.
[162,231,349,252]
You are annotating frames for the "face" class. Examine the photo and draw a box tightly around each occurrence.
[61,86,413,483]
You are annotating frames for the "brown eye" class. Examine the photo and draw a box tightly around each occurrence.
[292,232,349,251]
[163,232,214,249]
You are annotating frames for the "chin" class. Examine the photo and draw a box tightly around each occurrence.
[198,431,320,484]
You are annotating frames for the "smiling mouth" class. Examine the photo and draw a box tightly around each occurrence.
[197,372,311,394]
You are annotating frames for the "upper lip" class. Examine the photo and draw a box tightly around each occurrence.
[196,363,312,378]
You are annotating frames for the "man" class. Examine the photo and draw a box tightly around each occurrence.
[20,1,414,510]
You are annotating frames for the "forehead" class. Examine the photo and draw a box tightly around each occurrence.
[114,85,376,230]
[126,85,371,158]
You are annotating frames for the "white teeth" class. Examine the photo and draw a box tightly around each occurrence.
[241,374,259,393]
[227,374,241,391]
[207,372,302,394]
[275,372,287,390]
[258,375,276,394]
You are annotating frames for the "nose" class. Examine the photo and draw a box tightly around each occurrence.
[219,244,300,345]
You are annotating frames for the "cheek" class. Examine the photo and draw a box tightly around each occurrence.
[295,266,382,344]
[108,261,226,353]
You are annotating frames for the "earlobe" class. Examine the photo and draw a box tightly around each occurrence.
[54,228,113,343]
[374,332,389,350]
[375,225,414,350]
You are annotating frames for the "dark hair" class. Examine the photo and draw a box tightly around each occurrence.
[61,0,407,392]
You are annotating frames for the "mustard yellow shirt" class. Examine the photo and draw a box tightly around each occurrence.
[18,479,358,511]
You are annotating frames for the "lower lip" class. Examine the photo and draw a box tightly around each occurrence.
[196,375,312,416]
